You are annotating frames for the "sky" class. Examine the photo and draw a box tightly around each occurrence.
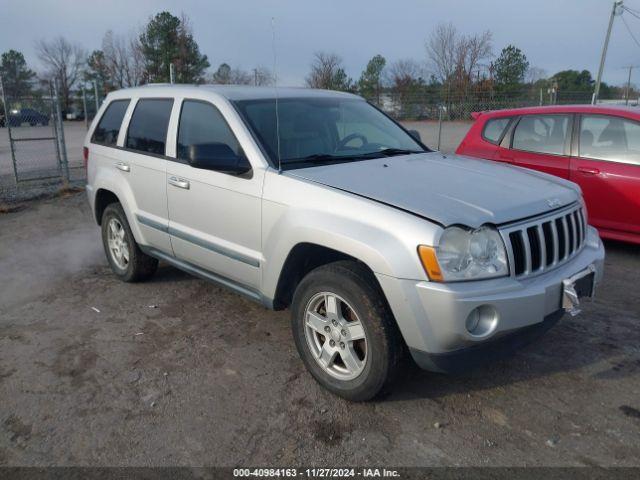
[1,0,640,87]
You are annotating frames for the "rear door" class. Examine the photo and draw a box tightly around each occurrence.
[571,113,640,237]
[118,98,174,254]
[505,113,572,179]
[461,115,511,162]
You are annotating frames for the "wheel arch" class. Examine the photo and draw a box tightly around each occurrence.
[94,188,121,225]
[272,242,387,311]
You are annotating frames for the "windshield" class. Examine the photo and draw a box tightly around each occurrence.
[233,97,427,168]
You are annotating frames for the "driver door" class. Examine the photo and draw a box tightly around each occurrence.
[166,98,264,292]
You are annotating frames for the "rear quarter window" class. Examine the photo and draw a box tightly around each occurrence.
[91,99,130,146]
[482,117,511,144]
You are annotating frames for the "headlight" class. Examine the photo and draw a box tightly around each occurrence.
[418,226,509,282]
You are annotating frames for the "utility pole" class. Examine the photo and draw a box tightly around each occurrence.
[594,1,624,104]
[623,65,638,105]
[169,63,175,84]
[253,68,258,86]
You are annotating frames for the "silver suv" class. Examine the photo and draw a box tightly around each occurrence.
[85,85,605,401]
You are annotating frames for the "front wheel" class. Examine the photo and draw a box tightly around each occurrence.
[291,261,404,401]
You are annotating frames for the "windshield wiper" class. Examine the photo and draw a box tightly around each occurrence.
[283,148,425,167]
[283,153,372,165]
[375,148,425,157]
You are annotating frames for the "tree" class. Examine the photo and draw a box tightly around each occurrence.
[387,59,424,117]
[210,63,257,85]
[426,23,458,87]
[102,30,145,88]
[426,23,492,97]
[357,54,386,103]
[0,49,36,98]
[251,66,273,86]
[35,36,85,110]
[551,69,594,92]
[139,11,209,83]
[305,52,352,91]
[85,50,111,90]
[493,45,529,92]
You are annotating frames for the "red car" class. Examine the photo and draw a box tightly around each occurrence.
[457,105,640,244]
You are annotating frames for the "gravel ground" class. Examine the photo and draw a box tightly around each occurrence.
[0,191,639,468]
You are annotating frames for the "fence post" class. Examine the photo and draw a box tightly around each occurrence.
[0,74,19,186]
[82,86,89,130]
[49,81,63,179]
[437,105,443,151]
[53,79,70,184]
[93,80,100,113]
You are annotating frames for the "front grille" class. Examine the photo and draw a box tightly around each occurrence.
[502,204,586,277]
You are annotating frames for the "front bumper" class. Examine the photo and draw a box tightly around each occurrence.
[376,226,605,372]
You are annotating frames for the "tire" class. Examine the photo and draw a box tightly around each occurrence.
[291,260,404,401]
[101,203,158,282]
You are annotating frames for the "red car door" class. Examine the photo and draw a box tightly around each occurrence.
[505,113,572,179]
[509,114,573,179]
[571,114,640,241]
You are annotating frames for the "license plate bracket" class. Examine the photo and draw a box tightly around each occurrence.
[561,264,596,316]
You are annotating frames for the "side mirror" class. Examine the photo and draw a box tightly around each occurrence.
[187,143,251,175]
[408,129,421,142]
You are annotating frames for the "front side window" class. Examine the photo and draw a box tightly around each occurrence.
[580,115,640,165]
[512,114,570,155]
[91,99,130,146]
[177,100,241,161]
[126,98,174,155]
[483,117,511,144]
[234,97,426,168]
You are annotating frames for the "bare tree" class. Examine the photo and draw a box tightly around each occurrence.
[251,66,274,86]
[386,59,422,90]
[455,30,492,88]
[426,23,458,85]
[102,30,144,88]
[426,23,493,97]
[386,59,423,115]
[305,52,352,91]
[35,36,85,110]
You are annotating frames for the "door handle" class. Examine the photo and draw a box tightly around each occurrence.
[115,162,130,172]
[578,166,600,175]
[168,176,190,189]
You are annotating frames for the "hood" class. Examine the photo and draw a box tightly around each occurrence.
[286,152,580,228]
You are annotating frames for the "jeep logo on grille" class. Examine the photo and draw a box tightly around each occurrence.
[547,198,562,208]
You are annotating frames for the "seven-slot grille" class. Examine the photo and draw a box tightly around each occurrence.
[501,204,587,277]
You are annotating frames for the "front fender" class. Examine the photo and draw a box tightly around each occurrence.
[260,171,441,302]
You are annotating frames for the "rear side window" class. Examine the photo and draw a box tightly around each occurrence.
[91,100,129,146]
[482,117,510,144]
[580,115,640,165]
[177,100,241,160]
[512,114,570,155]
[126,99,174,155]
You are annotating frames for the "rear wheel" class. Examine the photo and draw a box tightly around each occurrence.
[101,203,158,282]
[291,261,404,401]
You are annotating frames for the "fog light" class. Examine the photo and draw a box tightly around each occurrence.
[465,305,498,337]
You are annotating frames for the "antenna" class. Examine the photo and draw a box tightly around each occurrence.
[271,17,282,173]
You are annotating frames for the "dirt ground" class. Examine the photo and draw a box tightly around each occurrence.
[0,192,639,467]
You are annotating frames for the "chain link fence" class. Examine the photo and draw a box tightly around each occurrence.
[0,78,92,202]
[1,85,636,202]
